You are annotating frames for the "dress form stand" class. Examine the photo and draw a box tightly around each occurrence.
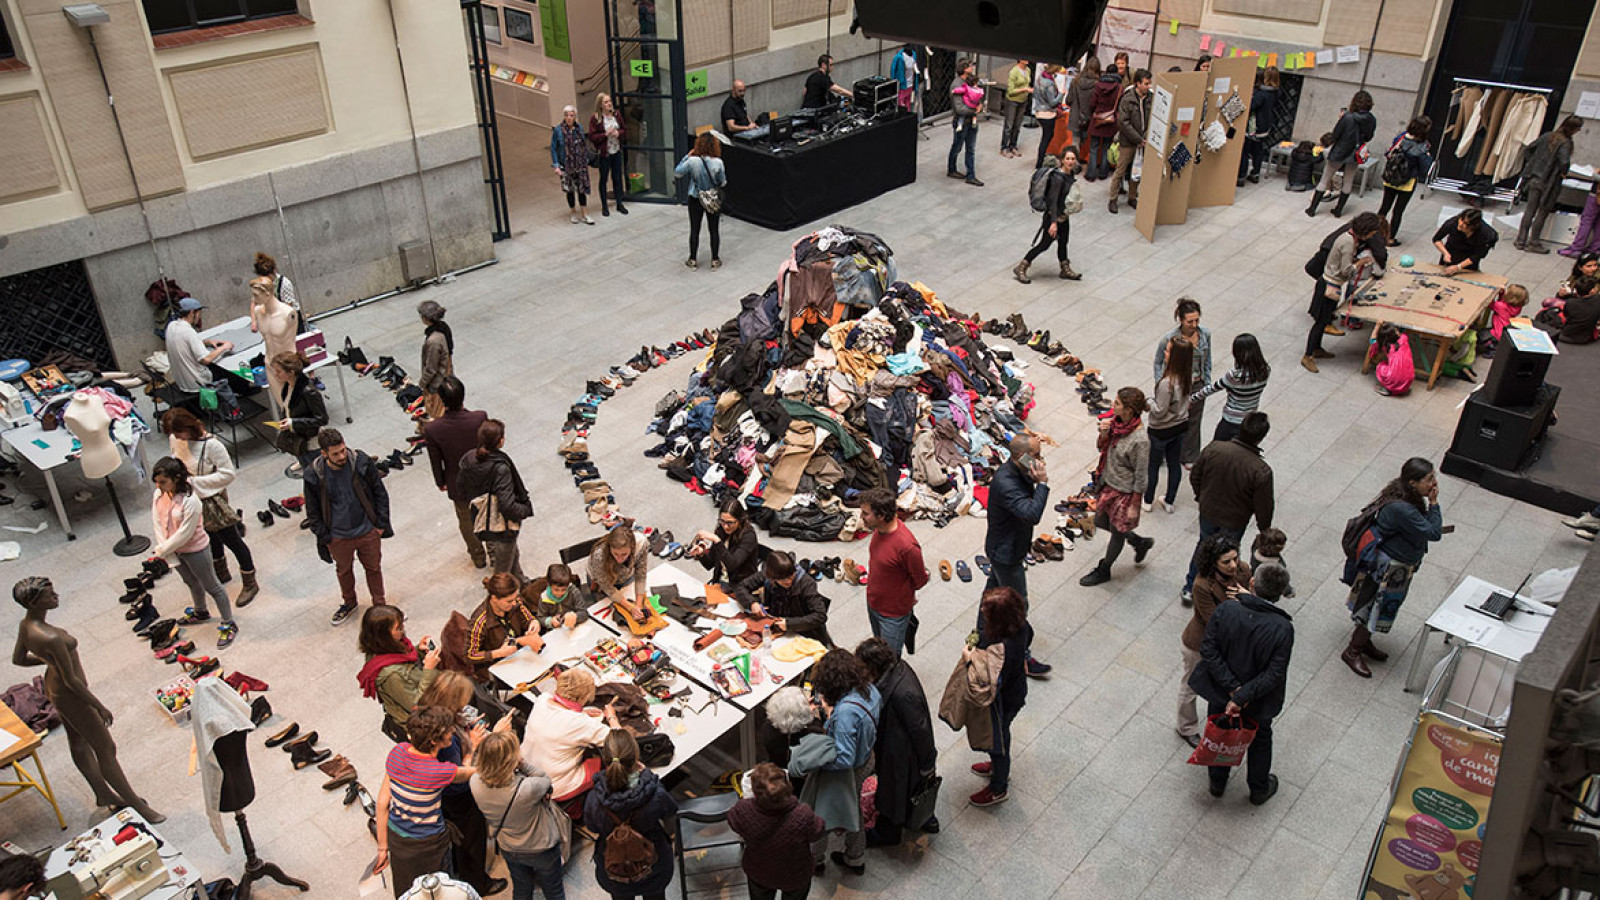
[213,730,308,898]
[234,808,308,899]
[62,393,148,556]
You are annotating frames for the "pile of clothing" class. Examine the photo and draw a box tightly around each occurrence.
[640,226,1072,543]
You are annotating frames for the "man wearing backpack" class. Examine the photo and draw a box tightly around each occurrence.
[1014,148,1084,283]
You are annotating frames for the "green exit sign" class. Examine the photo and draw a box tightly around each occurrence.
[630,59,654,78]
[685,69,708,99]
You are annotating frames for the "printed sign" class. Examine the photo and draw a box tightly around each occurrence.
[630,59,655,78]
[686,69,708,100]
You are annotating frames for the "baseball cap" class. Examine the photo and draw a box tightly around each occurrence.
[176,297,205,313]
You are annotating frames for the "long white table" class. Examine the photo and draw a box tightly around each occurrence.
[1403,574,1555,692]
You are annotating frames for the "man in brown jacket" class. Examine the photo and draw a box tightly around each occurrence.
[422,376,490,568]
[1109,68,1152,214]
[1182,411,1274,604]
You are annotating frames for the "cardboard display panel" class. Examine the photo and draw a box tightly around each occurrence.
[1188,56,1257,209]
[1136,72,1208,242]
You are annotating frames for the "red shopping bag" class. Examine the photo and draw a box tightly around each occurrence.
[1187,715,1258,767]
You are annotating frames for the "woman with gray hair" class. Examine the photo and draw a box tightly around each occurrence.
[417,300,453,422]
[549,104,594,225]
[760,686,822,773]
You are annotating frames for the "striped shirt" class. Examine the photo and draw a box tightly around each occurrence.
[385,744,457,838]
[1193,367,1269,424]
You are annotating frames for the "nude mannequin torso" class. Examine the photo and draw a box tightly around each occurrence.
[251,277,298,408]
[63,392,119,479]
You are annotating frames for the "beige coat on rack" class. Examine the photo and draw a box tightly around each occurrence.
[1474,89,1513,175]
[1451,86,1485,156]
[1491,94,1549,183]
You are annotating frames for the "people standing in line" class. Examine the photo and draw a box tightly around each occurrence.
[1032,63,1065,167]
[423,377,491,570]
[588,93,630,216]
[1068,57,1102,178]
[801,54,853,108]
[967,586,1032,807]
[163,297,233,401]
[1303,212,1386,373]
[1432,208,1496,274]
[415,672,507,898]
[1145,337,1193,514]
[550,105,595,225]
[1085,61,1123,182]
[268,351,328,477]
[688,498,760,586]
[584,729,680,900]
[999,59,1033,158]
[151,457,240,648]
[250,252,302,330]
[1014,149,1084,284]
[455,418,533,580]
[1187,563,1293,805]
[733,552,834,647]
[162,409,260,606]
[674,131,727,270]
[1193,333,1271,443]
[1515,115,1584,254]
[303,426,392,627]
[1377,117,1435,244]
[374,706,487,898]
[1152,299,1212,464]
[416,300,454,422]
[1109,68,1153,214]
[727,763,826,900]
[947,59,985,187]
[1177,533,1249,748]
[982,434,1053,677]
[464,573,545,682]
[1342,457,1444,677]
[857,487,928,656]
[1079,387,1153,587]
[1306,90,1377,217]
[788,649,880,875]
[855,637,939,844]
[890,45,920,112]
[1181,411,1274,604]
[357,605,440,741]
[1237,68,1279,187]
[469,730,571,900]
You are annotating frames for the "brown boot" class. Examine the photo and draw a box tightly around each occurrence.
[1356,623,1388,661]
[1108,195,1119,215]
[213,556,232,584]
[321,758,357,791]
[1013,260,1032,284]
[236,569,260,607]
[1341,631,1372,677]
[317,755,348,777]
[1059,261,1082,281]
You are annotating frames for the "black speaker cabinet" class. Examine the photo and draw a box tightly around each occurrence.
[1448,384,1560,471]
[854,0,1110,65]
[1481,336,1553,407]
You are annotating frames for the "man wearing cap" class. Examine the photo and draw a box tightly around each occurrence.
[165,298,233,400]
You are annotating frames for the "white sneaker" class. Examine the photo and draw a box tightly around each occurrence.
[569,212,580,224]
[1142,501,1153,512]
[583,214,595,225]
[1563,512,1600,531]
[1161,500,1175,514]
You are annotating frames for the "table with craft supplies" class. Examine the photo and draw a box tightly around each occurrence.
[40,807,203,898]
[0,698,64,829]
[1403,574,1554,693]
[1349,263,1506,390]
[200,316,353,425]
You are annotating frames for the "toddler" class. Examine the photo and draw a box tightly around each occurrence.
[1251,528,1294,599]
[1480,283,1527,357]
[1286,137,1323,192]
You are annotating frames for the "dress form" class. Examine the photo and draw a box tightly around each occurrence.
[251,277,298,411]
[62,393,119,479]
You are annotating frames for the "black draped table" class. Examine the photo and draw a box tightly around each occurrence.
[719,113,918,231]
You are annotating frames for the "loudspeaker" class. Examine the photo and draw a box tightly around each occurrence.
[854,0,1110,65]
[1448,384,1559,471]
[1481,335,1553,407]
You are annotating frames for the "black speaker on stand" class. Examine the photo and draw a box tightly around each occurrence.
[1481,335,1554,407]
[1447,384,1560,471]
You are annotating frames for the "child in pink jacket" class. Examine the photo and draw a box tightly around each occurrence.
[1368,324,1414,396]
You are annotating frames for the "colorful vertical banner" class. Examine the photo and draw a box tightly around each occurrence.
[1364,713,1500,899]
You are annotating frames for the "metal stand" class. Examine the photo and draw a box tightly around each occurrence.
[104,477,149,557]
[233,810,309,899]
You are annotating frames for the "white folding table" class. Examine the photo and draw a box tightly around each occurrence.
[1403,574,1554,692]
[0,419,80,539]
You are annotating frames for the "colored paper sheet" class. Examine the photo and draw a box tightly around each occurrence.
[1213,41,1226,56]
[1284,54,1296,69]
[1229,48,1238,57]
[1170,18,1179,35]
[1317,48,1335,65]
[1303,52,1316,69]
[1267,52,1277,67]
[1199,34,1211,51]
[1257,54,1267,68]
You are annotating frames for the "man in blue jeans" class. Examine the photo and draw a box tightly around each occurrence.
[1183,412,1274,605]
[859,487,928,656]
[947,59,984,186]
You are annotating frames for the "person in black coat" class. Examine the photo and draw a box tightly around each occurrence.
[733,551,833,646]
[1432,208,1497,274]
[454,418,533,581]
[1187,563,1293,805]
[983,434,1051,678]
[1307,89,1376,217]
[1238,68,1280,185]
[688,499,761,586]
[269,351,328,475]
[856,638,938,845]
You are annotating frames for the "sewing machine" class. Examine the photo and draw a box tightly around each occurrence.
[44,829,167,900]
[0,379,28,429]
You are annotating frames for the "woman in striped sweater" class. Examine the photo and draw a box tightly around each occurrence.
[1191,334,1271,443]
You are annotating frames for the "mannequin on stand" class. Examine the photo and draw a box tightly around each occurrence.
[62,393,119,479]
[10,577,165,823]
[251,276,298,415]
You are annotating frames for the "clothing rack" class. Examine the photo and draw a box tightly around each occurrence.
[1424,76,1557,205]
[1451,77,1555,96]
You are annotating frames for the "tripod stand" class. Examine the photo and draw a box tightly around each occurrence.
[233,810,308,899]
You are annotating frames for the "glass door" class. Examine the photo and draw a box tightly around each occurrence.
[603,0,688,203]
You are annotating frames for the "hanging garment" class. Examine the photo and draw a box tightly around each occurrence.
[191,678,255,852]
[1474,89,1513,176]
[1491,94,1549,183]
[1446,86,1483,148]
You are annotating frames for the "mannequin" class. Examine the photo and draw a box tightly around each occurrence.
[250,276,298,411]
[10,577,164,823]
[62,393,119,480]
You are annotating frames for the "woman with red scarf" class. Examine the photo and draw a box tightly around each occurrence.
[1080,387,1154,586]
[358,606,442,742]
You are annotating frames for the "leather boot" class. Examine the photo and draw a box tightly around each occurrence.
[213,557,232,584]
[1108,195,1119,214]
[290,738,332,770]
[1332,193,1350,217]
[235,569,259,607]
[318,755,350,777]
[1060,261,1082,281]
[322,758,358,791]
[1013,260,1032,284]
[1305,191,1323,217]
[1357,623,1389,661]
[1341,631,1372,677]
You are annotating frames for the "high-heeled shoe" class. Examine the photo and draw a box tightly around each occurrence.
[156,640,195,662]
[264,722,300,748]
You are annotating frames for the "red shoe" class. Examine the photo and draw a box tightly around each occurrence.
[969,786,1008,807]
[225,671,270,694]
[970,761,992,777]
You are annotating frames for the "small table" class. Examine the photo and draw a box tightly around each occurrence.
[2,420,84,540]
[41,808,204,898]
[0,698,63,829]
[1351,263,1506,390]
[1403,574,1554,692]
[201,317,353,425]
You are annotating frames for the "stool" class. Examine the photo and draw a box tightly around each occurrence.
[0,700,64,829]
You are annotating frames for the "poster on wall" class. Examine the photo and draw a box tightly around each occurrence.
[1363,713,1500,900]
[540,0,571,62]
[504,7,537,44]
[1095,8,1155,71]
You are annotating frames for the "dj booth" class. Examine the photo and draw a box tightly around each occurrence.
[720,108,917,231]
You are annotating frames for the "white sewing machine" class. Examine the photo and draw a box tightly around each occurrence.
[44,829,168,900]
[0,379,27,429]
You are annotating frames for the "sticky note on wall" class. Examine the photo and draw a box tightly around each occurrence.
[1267,52,1278,67]
[1303,52,1316,69]
[1199,34,1211,51]
[1257,54,1267,68]
[1170,18,1179,35]
[1213,40,1226,56]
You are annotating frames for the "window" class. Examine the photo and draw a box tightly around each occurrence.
[0,15,14,59]
[142,0,299,35]
[504,7,536,44]
[482,6,501,44]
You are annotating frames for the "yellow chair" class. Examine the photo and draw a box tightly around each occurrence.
[0,699,64,829]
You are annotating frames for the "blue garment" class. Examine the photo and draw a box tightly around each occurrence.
[890,51,917,91]
[547,122,584,169]
[1373,500,1443,565]
[823,685,881,771]
[1153,325,1213,385]
[985,460,1049,566]
[674,154,726,198]
[869,606,911,656]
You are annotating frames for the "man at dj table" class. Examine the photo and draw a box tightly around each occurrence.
[802,54,854,109]
[722,79,758,135]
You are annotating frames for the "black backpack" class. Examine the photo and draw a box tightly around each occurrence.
[1382,137,1412,187]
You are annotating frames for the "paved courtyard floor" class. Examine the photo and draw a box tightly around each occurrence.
[1,117,1592,898]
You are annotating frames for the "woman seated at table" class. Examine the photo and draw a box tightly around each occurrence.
[733,551,833,646]
[464,572,545,682]
[687,499,760,586]
[357,606,442,743]
[269,351,327,477]
[587,526,651,626]
[522,668,620,819]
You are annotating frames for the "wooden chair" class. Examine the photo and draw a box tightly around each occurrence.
[0,699,64,829]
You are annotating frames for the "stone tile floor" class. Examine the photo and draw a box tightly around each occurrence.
[1,117,1593,898]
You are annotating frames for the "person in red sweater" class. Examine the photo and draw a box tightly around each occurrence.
[728,762,826,900]
[858,488,929,656]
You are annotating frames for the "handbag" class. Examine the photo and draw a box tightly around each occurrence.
[195,439,241,530]
[695,158,724,214]
[1186,714,1259,767]
[338,337,368,369]
[471,492,520,540]
[636,732,675,768]
[907,773,942,830]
